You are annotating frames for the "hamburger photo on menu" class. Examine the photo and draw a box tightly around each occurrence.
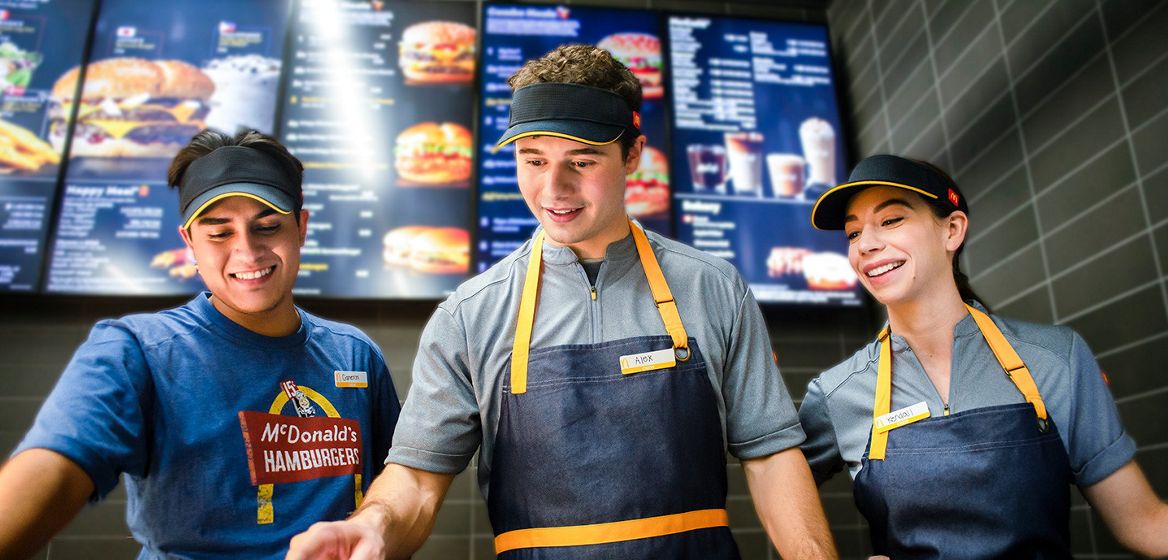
[394,121,472,186]
[398,21,476,85]
[625,145,669,218]
[49,57,214,158]
[382,225,469,275]
[598,32,662,100]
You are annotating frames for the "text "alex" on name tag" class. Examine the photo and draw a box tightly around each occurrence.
[874,401,930,433]
[334,371,368,388]
[619,348,676,375]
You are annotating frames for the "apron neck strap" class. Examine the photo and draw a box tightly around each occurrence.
[510,219,690,394]
[868,305,1049,460]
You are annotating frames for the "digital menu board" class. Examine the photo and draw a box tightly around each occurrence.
[281,0,475,298]
[476,4,669,272]
[667,15,861,306]
[0,0,95,292]
[44,0,290,294]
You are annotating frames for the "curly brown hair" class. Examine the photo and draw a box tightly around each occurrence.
[508,44,642,158]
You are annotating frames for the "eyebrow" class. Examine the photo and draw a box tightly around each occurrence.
[844,197,914,224]
[196,207,280,226]
[516,147,607,156]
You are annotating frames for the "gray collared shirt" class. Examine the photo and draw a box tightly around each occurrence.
[388,227,805,498]
[799,302,1136,487]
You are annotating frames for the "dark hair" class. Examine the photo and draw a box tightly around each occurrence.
[168,128,305,217]
[910,159,987,311]
[508,44,642,159]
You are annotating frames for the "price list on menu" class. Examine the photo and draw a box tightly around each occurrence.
[0,0,95,292]
[281,0,474,298]
[668,15,861,306]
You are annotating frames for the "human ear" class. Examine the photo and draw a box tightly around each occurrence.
[945,211,968,253]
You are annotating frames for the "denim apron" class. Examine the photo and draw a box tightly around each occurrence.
[487,221,739,559]
[854,305,1072,558]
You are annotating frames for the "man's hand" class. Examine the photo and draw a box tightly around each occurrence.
[286,517,387,560]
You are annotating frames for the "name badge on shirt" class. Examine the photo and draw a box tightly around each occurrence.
[874,401,930,433]
[619,348,676,375]
[334,370,368,388]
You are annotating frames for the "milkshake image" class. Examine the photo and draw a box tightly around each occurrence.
[724,132,765,197]
[686,144,727,193]
[799,117,836,187]
[203,55,282,134]
[767,154,805,198]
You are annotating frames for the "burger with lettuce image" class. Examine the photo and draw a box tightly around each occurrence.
[0,41,42,96]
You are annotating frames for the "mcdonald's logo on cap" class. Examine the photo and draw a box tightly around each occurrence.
[947,188,960,207]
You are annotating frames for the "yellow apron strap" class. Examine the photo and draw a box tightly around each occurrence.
[495,508,729,554]
[869,326,893,461]
[510,231,546,395]
[510,221,691,395]
[628,219,690,355]
[964,304,1049,422]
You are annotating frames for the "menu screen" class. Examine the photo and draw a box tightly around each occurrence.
[0,0,95,292]
[44,0,289,294]
[667,15,861,306]
[476,4,669,272]
[282,0,475,298]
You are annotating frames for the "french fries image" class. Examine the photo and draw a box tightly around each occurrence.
[0,119,58,172]
[150,247,192,269]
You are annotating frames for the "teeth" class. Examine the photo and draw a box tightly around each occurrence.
[549,209,577,215]
[867,262,903,277]
[235,266,274,280]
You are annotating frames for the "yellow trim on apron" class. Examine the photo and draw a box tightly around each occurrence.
[510,218,690,394]
[495,508,729,554]
[868,304,1049,460]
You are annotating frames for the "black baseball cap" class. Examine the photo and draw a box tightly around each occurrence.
[178,145,300,229]
[494,82,640,151]
[810,154,969,230]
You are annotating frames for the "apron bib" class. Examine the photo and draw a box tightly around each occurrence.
[488,221,739,559]
[854,305,1072,558]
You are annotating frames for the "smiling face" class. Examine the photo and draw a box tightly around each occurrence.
[179,196,308,336]
[843,186,967,308]
[514,134,643,259]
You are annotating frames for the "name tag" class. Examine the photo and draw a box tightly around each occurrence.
[874,401,930,433]
[619,348,676,375]
[334,371,368,388]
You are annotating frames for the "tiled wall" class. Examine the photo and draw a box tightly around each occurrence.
[827,0,1168,557]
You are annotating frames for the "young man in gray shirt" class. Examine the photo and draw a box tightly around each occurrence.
[288,44,836,560]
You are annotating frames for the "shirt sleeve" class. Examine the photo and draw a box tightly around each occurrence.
[1064,331,1136,487]
[721,287,806,460]
[12,321,151,501]
[385,305,481,474]
[798,379,846,486]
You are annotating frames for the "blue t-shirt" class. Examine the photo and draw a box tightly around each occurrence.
[15,293,400,559]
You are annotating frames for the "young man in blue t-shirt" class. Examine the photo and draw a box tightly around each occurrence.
[0,129,400,559]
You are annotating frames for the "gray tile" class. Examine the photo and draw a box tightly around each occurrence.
[1035,142,1136,226]
[853,79,888,130]
[1005,0,1095,81]
[1131,105,1168,175]
[1020,54,1113,153]
[0,398,41,431]
[955,129,1025,199]
[1136,446,1168,498]
[890,94,941,153]
[58,502,130,537]
[965,204,1040,272]
[1068,506,1096,556]
[969,242,1046,309]
[1100,0,1167,40]
[845,54,878,104]
[946,94,1016,169]
[994,284,1055,323]
[933,0,996,73]
[1028,99,1126,194]
[834,526,876,559]
[999,0,1053,40]
[885,60,934,122]
[47,537,142,559]
[1118,392,1168,447]
[872,0,917,36]
[901,119,947,163]
[1097,331,1168,399]
[881,31,931,96]
[940,58,1009,129]
[473,536,495,560]
[856,117,890,155]
[1155,223,1168,278]
[412,535,471,560]
[4,363,66,398]
[877,3,927,74]
[731,531,771,559]
[1044,186,1145,272]
[431,502,471,536]
[1064,284,1168,352]
[928,0,978,46]
[1111,1,1168,83]
[1120,47,1168,126]
[1012,14,1107,118]
[969,166,1031,227]
[1051,235,1159,318]
[727,495,762,528]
